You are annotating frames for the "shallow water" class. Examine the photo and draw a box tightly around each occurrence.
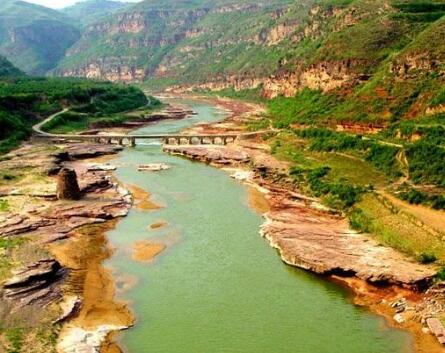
[106,99,413,353]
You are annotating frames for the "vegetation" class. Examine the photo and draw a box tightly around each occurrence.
[0,73,148,153]
[350,193,445,263]
[200,86,265,104]
[42,95,162,134]
[0,0,80,74]
[267,89,340,127]
[365,144,403,178]
[406,141,445,186]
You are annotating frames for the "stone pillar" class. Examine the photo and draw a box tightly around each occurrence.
[130,138,136,147]
[57,168,81,200]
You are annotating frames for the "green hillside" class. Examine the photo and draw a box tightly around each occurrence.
[0,76,147,153]
[0,0,80,75]
[0,56,25,77]
[55,0,310,81]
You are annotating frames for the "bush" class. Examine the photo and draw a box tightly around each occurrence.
[399,188,428,204]
[305,166,365,209]
[417,252,437,264]
[406,141,445,186]
[436,267,445,280]
[431,195,445,210]
[267,89,340,128]
[349,208,372,233]
[366,144,402,178]
[297,127,368,152]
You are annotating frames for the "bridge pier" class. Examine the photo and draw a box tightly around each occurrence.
[130,137,136,147]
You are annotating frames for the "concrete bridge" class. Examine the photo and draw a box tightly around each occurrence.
[35,133,239,147]
[32,109,271,147]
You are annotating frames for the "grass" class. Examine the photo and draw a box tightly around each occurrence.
[4,328,24,353]
[0,199,9,212]
[351,193,445,263]
[267,89,340,127]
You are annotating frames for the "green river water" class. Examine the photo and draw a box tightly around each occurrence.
[106,99,413,353]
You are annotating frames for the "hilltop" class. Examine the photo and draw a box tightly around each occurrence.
[61,0,130,26]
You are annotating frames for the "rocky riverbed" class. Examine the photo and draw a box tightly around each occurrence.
[0,141,133,352]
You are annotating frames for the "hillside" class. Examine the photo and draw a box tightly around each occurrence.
[0,76,147,153]
[0,56,25,77]
[54,0,444,115]
[55,0,310,82]
[62,0,130,26]
[0,0,80,75]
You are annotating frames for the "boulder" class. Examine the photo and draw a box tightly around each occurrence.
[57,168,81,200]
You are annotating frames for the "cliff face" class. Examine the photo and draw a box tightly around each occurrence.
[55,0,310,83]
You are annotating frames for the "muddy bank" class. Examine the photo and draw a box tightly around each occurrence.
[162,97,445,352]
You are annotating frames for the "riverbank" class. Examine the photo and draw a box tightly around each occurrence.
[0,100,200,352]
[162,95,445,352]
[0,141,136,352]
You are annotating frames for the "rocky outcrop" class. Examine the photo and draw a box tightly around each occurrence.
[3,259,66,306]
[57,325,129,353]
[57,168,81,201]
[263,60,371,98]
[390,54,443,78]
[426,318,445,345]
[260,193,436,290]
[164,145,250,165]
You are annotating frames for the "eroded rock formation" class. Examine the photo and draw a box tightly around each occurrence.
[57,168,81,200]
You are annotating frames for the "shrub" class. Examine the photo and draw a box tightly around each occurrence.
[366,144,402,178]
[267,89,340,128]
[417,252,437,264]
[436,267,445,280]
[406,141,445,186]
[349,208,372,233]
[399,188,428,204]
[297,127,368,152]
[431,195,445,210]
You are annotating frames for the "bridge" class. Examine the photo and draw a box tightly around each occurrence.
[34,133,239,146]
[32,109,252,147]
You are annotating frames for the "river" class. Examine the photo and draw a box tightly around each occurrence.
[105,98,413,353]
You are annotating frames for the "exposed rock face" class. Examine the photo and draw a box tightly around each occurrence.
[3,259,66,306]
[57,168,81,201]
[260,193,436,290]
[263,60,370,98]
